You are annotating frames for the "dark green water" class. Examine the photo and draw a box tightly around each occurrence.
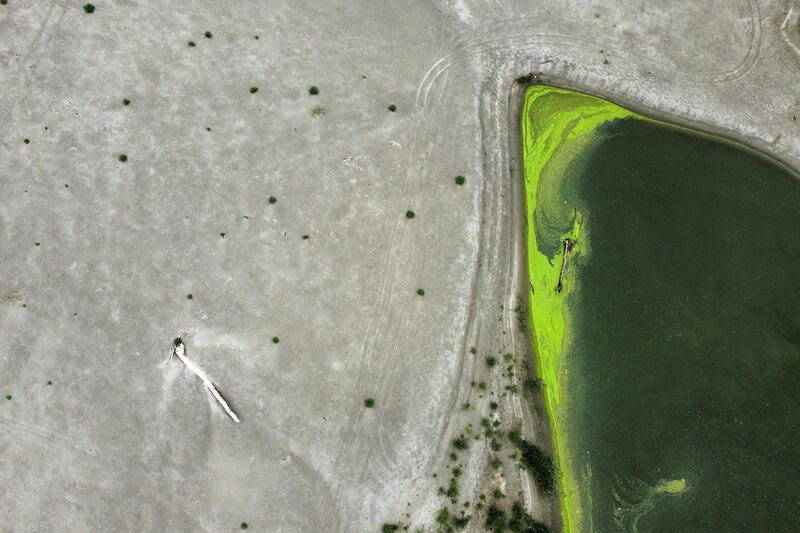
[564,118,800,532]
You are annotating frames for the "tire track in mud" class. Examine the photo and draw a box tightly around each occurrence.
[417,0,762,111]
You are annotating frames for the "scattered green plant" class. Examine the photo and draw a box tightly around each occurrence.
[485,505,506,532]
[486,356,498,368]
[388,104,397,112]
[268,196,277,204]
[309,86,319,95]
[405,210,415,219]
[508,500,551,533]
[272,336,280,344]
[417,288,425,296]
[23,139,30,144]
[510,434,555,495]
[188,41,196,47]
[452,436,468,451]
[205,31,213,38]
[311,106,326,117]
[123,98,130,106]
[83,3,95,13]
[364,398,375,408]
[454,175,465,185]
[186,294,192,300]
[250,86,259,93]
[118,154,128,162]
[382,525,399,533]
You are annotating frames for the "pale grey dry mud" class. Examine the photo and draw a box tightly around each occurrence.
[1,1,799,532]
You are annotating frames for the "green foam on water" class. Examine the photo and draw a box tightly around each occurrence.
[521,85,640,532]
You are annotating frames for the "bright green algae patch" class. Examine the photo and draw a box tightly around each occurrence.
[521,85,639,531]
[522,85,800,532]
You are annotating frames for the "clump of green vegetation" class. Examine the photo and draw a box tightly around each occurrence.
[452,435,469,451]
[417,288,425,296]
[469,346,476,354]
[204,31,213,39]
[23,138,30,144]
[250,86,258,94]
[486,356,498,368]
[509,433,555,495]
[405,210,415,219]
[47,381,52,386]
[272,336,280,344]
[268,196,277,204]
[309,86,319,95]
[490,456,503,469]
[118,154,128,162]
[220,232,226,238]
[436,507,450,526]
[461,402,471,411]
[302,234,309,239]
[490,439,501,452]
[490,401,499,410]
[122,98,130,106]
[0,1,8,6]
[173,337,183,346]
[364,398,376,408]
[508,500,551,533]
[5,395,11,400]
[240,522,248,530]
[83,4,95,13]
[311,106,326,117]
[188,41,196,47]
[454,175,465,185]
[382,524,399,533]
[388,104,397,112]
[186,294,193,300]
[254,35,259,40]
[452,514,471,529]
[485,504,506,532]
[514,300,528,331]
[492,488,505,499]
[523,377,542,396]
[478,381,487,391]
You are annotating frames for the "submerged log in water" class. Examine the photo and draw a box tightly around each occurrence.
[556,238,575,293]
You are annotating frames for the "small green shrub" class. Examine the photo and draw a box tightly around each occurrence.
[381,525,399,533]
[83,3,95,13]
[0,1,8,6]
[188,41,196,47]
[309,86,319,95]
[23,139,30,144]
[272,336,280,344]
[486,356,498,368]
[452,436,468,451]
[454,175,465,185]
[268,196,277,204]
[417,288,425,296]
[364,398,375,408]
[405,210,415,219]
[240,523,248,530]
[388,104,397,112]
[204,31,213,38]
[118,154,128,162]
[508,500,551,533]
[485,505,506,532]
[186,294,193,300]
[302,234,309,239]
[250,86,258,94]
[514,438,555,495]
[122,98,130,106]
